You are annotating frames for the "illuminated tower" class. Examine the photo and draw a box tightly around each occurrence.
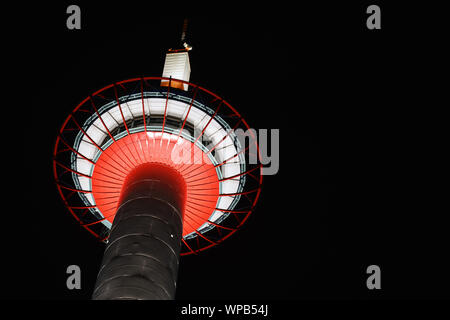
[53,30,263,299]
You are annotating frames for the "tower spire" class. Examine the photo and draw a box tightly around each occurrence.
[180,18,192,51]
[180,18,188,43]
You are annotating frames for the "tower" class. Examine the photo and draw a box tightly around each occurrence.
[53,29,263,299]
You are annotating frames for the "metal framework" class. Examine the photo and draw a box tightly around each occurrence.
[53,77,263,255]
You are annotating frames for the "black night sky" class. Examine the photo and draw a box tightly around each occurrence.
[4,0,449,307]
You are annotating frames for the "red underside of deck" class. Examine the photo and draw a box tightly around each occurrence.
[91,132,220,236]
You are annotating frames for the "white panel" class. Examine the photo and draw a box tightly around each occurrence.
[205,122,224,142]
[120,103,133,121]
[126,100,143,118]
[215,141,237,164]
[107,106,123,124]
[209,210,224,223]
[187,107,207,128]
[76,158,94,176]
[86,124,106,146]
[161,52,191,90]
[197,222,211,233]
[216,196,233,210]
[144,98,151,116]
[96,112,117,131]
[222,162,240,179]
[78,139,97,159]
[148,99,165,115]
[221,180,240,195]
[196,115,211,134]
[167,100,188,119]
[77,176,91,191]
[84,193,96,205]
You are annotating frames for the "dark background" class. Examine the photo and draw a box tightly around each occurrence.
[3,1,448,303]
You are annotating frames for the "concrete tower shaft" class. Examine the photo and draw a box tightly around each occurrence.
[92,163,186,300]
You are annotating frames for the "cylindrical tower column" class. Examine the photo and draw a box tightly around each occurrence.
[92,163,186,300]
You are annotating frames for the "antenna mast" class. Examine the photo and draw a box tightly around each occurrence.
[180,18,192,50]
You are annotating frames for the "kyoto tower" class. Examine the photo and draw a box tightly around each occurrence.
[53,21,263,300]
